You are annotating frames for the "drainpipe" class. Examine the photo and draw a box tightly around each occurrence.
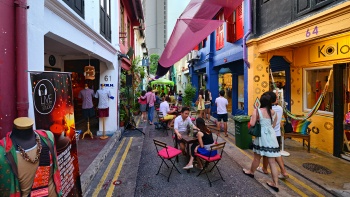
[15,0,29,117]
[243,0,252,115]
[243,0,251,68]
[0,0,16,136]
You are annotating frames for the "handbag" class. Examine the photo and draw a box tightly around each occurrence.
[195,100,199,106]
[248,109,261,137]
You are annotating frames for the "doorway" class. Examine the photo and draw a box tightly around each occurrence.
[269,56,291,111]
[64,59,100,134]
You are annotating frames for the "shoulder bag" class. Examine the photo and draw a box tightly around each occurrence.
[248,109,261,137]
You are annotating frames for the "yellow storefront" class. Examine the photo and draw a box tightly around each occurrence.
[246,2,350,156]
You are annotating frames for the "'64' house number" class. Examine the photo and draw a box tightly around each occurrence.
[306,26,318,38]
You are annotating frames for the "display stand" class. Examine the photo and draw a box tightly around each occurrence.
[100,117,108,140]
[82,117,93,139]
[280,133,290,156]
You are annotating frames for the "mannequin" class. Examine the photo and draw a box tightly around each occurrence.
[79,83,95,139]
[0,117,62,196]
[95,84,114,139]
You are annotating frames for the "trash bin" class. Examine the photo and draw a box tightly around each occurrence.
[233,116,252,149]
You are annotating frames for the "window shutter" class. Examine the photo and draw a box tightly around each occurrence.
[235,4,243,40]
[226,13,234,43]
[216,28,220,50]
[218,24,224,49]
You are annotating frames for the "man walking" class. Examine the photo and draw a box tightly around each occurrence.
[145,87,156,125]
[215,90,228,137]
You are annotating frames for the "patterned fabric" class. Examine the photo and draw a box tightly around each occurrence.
[95,88,111,109]
[291,119,311,135]
[78,88,95,109]
[252,109,281,157]
[0,130,62,197]
[145,92,156,107]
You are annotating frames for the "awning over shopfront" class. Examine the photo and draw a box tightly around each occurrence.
[156,0,243,78]
[121,58,131,71]
[150,78,175,86]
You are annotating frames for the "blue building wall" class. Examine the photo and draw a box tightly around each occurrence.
[192,14,245,116]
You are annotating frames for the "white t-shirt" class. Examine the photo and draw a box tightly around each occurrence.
[159,101,170,117]
[272,105,283,137]
[215,96,228,114]
[174,116,194,133]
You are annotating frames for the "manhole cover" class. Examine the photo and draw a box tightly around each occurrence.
[302,163,332,174]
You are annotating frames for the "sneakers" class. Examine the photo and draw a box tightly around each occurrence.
[183,165,193,170]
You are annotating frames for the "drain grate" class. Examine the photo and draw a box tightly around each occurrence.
[302,163,332,174]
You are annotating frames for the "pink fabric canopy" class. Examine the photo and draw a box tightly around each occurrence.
[156,0,243,77]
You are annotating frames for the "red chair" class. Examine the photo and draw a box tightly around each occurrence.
[195,142,226,187]
[153,139,182,182]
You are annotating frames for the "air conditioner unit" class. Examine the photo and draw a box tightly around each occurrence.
[191,50,200,60]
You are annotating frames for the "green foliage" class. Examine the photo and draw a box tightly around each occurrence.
[149,54,160,75]
[183,84,197,107]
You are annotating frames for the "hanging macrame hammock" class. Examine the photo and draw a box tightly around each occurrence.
[270,69,333,121]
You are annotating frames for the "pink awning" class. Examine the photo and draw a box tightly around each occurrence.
[156,0,243,77]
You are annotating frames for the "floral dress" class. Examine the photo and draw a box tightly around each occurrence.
[252,108,281,157]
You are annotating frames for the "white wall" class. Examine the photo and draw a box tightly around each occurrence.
[27,0,120,132]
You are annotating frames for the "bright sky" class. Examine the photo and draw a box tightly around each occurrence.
[167,0,190,40]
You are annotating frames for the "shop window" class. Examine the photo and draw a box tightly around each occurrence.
[303,67,333,114]
[227,4,243,43]
[216,13,224,50]
[100,0,111,42]
[63,0,84,18]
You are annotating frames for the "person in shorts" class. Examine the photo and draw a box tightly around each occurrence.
[215,90,228,137]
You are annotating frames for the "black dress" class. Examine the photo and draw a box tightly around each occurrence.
[190,130,214,156]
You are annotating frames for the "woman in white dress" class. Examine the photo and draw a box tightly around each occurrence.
[243,92,281,192]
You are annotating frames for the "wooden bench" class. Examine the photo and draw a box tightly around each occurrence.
[283,132,310,153]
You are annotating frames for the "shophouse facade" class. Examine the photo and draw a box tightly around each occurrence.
[190,0,245,116]
[247,0,350,158]
[0,0,145,137]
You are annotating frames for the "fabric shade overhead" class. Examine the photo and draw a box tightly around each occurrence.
[150,78,175,86]
[219,67,232,74]
[156,0,243,78]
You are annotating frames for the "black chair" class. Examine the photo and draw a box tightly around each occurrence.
[195,142,226,187]
[153,139,182,182]
[155,111,170,135]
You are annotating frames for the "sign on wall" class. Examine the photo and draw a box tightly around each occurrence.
[309,35,350,63]
[30,71,82,197]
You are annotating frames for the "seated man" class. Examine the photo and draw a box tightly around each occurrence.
[174,107,200,154]
[159,96,176,127]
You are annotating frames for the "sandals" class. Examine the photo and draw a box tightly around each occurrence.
[256,166,269,174]
[266,182,279,192]
[242,169,254,178]
[278,173,289,179]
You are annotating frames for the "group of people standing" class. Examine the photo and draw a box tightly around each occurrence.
[243,91,289,192]
[138,87,157,125]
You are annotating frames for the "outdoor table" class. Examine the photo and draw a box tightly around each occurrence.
[174,132,198,163]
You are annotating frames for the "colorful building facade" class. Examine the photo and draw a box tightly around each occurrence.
[247,0,350,158]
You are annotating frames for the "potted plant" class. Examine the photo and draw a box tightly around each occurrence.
[183,83,197,108]
[119,109,126,127]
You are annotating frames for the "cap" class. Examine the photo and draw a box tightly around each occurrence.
[13,117,34,130]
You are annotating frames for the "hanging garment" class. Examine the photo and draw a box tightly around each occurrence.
[315,81,325,111]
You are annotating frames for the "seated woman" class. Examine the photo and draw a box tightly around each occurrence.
[183,118,216,170]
